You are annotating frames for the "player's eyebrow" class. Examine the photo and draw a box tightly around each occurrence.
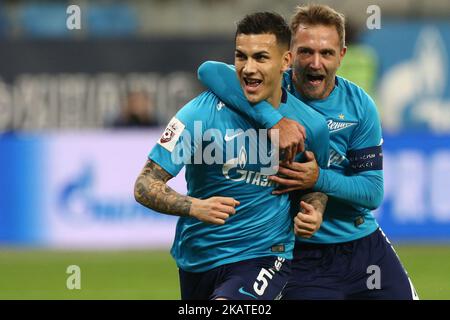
[297,46,336,55]
[320,48,336,55]
[252,50,270,57]
[235,49,270,57]
[297,46,313,53]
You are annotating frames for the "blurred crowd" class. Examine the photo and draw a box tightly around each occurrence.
[1,0,449,39]
[112,91,158,128]
[0,0,449,131]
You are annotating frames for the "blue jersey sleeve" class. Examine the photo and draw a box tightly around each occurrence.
[350,95,383,150]
[314,94,384,210]
[305,119,330,169]
[198,61,283,128]
[149,91,213,177]
[314,169,383,210]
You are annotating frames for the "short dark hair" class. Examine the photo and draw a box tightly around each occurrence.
[235,12,291,49]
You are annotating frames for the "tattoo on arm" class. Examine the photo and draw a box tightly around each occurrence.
[134,160,192,217]
[300,192,328,215]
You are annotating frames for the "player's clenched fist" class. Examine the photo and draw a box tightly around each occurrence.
[190,196,240,225]
[294,201,323,238]
[269,117,306,163]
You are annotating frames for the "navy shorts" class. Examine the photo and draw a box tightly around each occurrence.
[179,256,291,300]
[283,228,419,300]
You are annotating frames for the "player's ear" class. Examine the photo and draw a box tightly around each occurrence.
[281,50,292,72]
[338,46,347,66]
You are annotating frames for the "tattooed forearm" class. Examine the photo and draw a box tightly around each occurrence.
[300,192,328,215]
[134,160,192,217]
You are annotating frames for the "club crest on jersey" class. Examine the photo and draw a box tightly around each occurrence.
[158,117,185,152]
[327,119,357,133]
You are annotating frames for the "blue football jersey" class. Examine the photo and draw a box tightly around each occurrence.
[149,91,296,272]
[196,62,330,169]
[197,62,384,244]
[283,71,382,243]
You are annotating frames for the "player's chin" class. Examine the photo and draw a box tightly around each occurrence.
[243,91,262,104]
[302,87,325,100]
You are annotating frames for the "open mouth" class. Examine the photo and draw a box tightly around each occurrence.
[243,77,263,93]
[306,74,325,86]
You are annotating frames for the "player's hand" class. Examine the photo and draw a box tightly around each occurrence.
[189,197,240,225]
[294,201,323,238]
[270,151,319,194]
[269,118,306,163]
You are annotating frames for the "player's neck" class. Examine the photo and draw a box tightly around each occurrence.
[266,87,283,109]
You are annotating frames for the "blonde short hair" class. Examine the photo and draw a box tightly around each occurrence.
[290,4,346,48]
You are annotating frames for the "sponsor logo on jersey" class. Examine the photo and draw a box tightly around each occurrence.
[224,131,244,142]
[329,148,347,167]
[222,146,276,187]
[238,287,257,299]
[216,101,225,111]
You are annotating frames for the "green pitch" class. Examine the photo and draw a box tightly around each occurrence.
[0,249,180,299]
[0,245,449,300]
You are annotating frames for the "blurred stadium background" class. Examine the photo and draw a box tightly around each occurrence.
[1,0,450,300]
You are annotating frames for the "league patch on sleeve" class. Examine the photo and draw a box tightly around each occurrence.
[348,145,383,173]
[157,117,185,152]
